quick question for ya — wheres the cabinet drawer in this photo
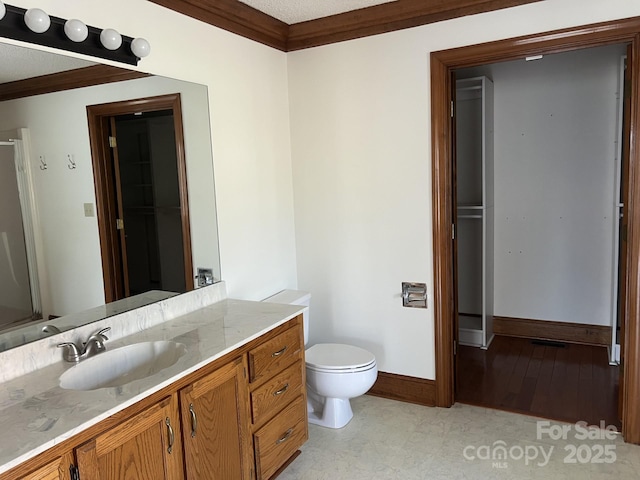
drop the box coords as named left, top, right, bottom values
left=248, top=326, right=302, bottom=384
left=254, top=395, right=308, bottom=480
left=251, top=361, right=304, bottom=425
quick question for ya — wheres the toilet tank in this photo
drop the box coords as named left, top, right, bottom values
left=262, top=290, right=310, bottom=345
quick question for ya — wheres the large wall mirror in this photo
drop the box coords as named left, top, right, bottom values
left=0, top=41, right=221, bottom=352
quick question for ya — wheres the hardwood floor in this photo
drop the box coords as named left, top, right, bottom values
left=457, top=335, right=621, bottom=429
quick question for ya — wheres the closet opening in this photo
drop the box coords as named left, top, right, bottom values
left=431, top=17, right=640, bottom=444
left=452, top=44, right=626, bottom=429
left=87, top=94, right=194, bottom=304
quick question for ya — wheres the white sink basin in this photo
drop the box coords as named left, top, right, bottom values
left=59, top=341, right=187, bottom=391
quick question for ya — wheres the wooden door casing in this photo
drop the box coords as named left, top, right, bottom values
left=87, top=93, right=194, bottom=304
left=431, top=18, right=640, bottom=444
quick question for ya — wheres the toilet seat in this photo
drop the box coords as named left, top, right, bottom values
left=306, top=343, right=376, bottom=373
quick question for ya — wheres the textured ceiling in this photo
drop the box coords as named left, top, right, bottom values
left=240, top=0, right=397, bottom=24
left=0, top=43, right=96, bottom=84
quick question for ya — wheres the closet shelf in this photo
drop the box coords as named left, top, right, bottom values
left=455, top=75, right=494, bottom=350
left=124, top=206, right=181, bottom=214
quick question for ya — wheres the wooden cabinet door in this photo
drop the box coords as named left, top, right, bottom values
left=75, top=395, right=184, bottom=480
left=21, top=452, right=75, bottom=480
left=180, top=357, right=252, bottom=480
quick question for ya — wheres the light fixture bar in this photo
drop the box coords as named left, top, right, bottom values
left=0, top=3, right=139, bottom=65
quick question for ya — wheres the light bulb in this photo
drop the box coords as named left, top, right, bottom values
left=24, top=8, right=50, bottom=33
left=131, top=38, right=151, bottom=58
left=100, top=28, right=122, bottom=50
left=0, top=2, right=6, bottom=21
left=64, top=19, right=88, bottom=42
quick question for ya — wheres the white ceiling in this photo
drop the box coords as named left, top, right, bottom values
left=0, top=43, right=96, bottom=84
left=240, top=0, right=397, bottom=24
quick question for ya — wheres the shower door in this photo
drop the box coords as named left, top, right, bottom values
left=0, top=143, right=33, bottom=328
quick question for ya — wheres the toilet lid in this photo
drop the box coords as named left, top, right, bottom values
left=305, top=343, right=376, bottom=370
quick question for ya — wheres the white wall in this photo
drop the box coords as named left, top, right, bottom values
left=7, top=0, right=299, bottom=303
left=288, top=0, right=640, bottom=379
left=459, top=44, right=625, bottom=326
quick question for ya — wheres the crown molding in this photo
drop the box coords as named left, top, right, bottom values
left=287, top=0, right=543, bottom=51
left=149, top=0, right=289, bottom=51
left=149, top=0, right=542, bottom=52
left=0, top=65, right=149, bottom=102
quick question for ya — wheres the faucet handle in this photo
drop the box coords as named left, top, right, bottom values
left=57, top=342, right=81, bottom=363
left=89, top=327, right=111, bottom=342
left=97, top=326, right=110, bottom=338
left=82, top=326, right=110, bottom=357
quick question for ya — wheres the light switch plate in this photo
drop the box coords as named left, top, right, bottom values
left=83, top=203, right=95, bottom=217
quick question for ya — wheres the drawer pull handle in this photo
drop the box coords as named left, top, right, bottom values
left=165, top=417, right=175, bottom=454
left=273, top=383, right=289, bottom=396
left=272, top=346, right=287, bottom=357
left=189, top=403, right=197, bottom=438
left=276, top=428, right=294, bottom=445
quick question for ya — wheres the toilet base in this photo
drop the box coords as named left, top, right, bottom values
left=307, top=394, right=353, bottom=429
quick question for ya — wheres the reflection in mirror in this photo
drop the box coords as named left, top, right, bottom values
left=0, top=290, right=178, bottom=351
left=0, top=41, right=221, bottom=352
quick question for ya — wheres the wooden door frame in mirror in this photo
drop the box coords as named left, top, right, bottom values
left=431, top=17, right=640, bottom=443
left=87, top=93, right=194, bottom=303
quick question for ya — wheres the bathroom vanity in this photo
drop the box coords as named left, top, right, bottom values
left=0, top=291, right=308, bottom=480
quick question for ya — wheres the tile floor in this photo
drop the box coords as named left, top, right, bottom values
left=278, top=395, right=640, bottom=479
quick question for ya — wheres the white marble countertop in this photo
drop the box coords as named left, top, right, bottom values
left=0, top=298, right=304, bottom=475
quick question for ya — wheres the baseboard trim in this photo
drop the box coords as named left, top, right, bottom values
left=367, top=371, right=435, bottom=406
left=493, top=316, right=612, bottom=346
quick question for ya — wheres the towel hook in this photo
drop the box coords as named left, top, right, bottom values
left=67, top=154, right=76, bottom=170
left=39, top=155, right=47, bottom=170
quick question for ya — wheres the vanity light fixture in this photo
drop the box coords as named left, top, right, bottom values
left=24, top=7, right=50, bottom=33
left=64, top=18, right=88, bottom=43
left=99, top=28, right=122, bottom=50
left=0, top=3, right=149, bottom=65
left=131, top=37, right=150, bottom=58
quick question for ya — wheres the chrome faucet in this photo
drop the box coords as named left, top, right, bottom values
left=42, top=325, right=62, bottom=335
left=57, top=327, right=111, bottom=363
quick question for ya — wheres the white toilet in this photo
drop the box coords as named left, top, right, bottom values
left=264, top=290, right=378, bottom=429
